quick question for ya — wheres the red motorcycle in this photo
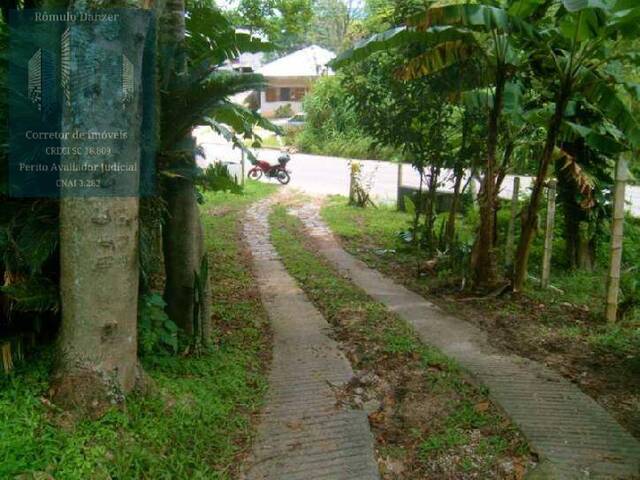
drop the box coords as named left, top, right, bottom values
left=247, top=153, right=291, bottom=185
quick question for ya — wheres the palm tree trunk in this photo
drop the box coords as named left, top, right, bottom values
left=162, top=169, right=198, bottom=335
left=159, top=0, right=211, bottom=341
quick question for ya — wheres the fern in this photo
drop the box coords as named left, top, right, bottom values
left=1, top=276, right=59, bottom=313
left=196, top=163, right=242, bottom=194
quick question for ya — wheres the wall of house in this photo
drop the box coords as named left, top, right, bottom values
left=259, top=77, right=313, bottom=118
left=260, top=96, right=304, bottom=117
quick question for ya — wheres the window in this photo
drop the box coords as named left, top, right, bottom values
left=291, top=87, right=308, bottom=101
left=279, top=88, right=291, bottom=101
left=266, top=88, right=278, bottom=102
left=266, top=87, right=307, bottom=102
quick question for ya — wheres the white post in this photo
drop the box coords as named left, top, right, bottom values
left=241, top=150, right=246, bottom=187
left=506, top=176, right=520, bottom=267
left=541, top=179, right=557, bottom=289
left=349, top=162, right=356, bottom=205
left=605, top=153, right=630, bottom=322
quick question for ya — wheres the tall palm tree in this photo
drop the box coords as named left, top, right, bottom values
left=158, top=0, right=276, bottom=340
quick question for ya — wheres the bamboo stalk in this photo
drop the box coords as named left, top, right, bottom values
left=541, top=179, right=557, bottom=289
left=506, top=176, right=520, bottom=268
left=605, top=154, right=630, bottom=323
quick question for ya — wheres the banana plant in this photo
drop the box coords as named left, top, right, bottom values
left=512, top=0, right=640, bottom=291
left=332, top=3, right=538, bottom=289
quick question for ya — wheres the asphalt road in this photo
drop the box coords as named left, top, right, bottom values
left=196, top=130, right=640, bottom=217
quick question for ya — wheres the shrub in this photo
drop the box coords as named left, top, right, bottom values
left=274, top=103, right=294, bottom=118
left=138, top=293, right=178, bottom=356
left=296, top=76, right=399, bottom=160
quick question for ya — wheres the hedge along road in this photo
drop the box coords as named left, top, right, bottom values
left=196, top=128, right=640, bottom=218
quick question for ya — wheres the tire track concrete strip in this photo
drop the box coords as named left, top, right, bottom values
left=241, top=200, right=380, bottom=480
left=291, top=202, right=640, bottom=480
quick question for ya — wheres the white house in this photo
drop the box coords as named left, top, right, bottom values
left=257, top=45, right=335, bottom=118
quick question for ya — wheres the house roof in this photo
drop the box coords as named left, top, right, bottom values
left=257, top=45, right=336, bottom=78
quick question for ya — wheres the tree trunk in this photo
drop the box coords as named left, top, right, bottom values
left=159, top=0, right=211, bottom=342
left=557, top=156, right=596, bottom=272
left=54, top=5, right=150, bottom=416
left=576, top=222, right=595, bottom=271
left=446, top=112, right=470, bottom=248
left=471, top=67, right=506, bottom=289
left=540, top=180, right=557, bottom=289
left=605, top=154, right=629, bottom=323
left=505, top=176, right=520, bottom=269
left=445, top=167, right=464, bottom=247
left=423, top=164, right=440, bottom=253
left=513, top=89, right=570, bottom=292
left=162, top=169, right=198, bottom=336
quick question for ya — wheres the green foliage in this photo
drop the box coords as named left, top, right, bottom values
left=139, top=197, right=165, bottom=294
left=138, top=294, right=178, bottom=356
left=332, top=0, right=640, bottom=291
left=196, top=163, right=242, bottom=194
left=0, top=181, right=274, bottom=479
left=303, top=76, right=359, bottom=134
left=192, top=254, right=209, bottom=348
left=0, top=277, right=59, bottom=314
left=273, top=103, right=294, bottom=118
left=229, top=0, right=314, bottom=52
left=0, top=201, right=59, bottom=319
left=588, top=325, right=640, bottom=358
left=161, top=0, right=279, bottom=164
left=323, top=194, right=640, bottom=360
left=293, top=75, right=394, bottom=159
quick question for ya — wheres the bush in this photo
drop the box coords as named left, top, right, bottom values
left=138, top=293, right=178, bottom=356
left=274, top=103, right=294, bottom=118
left=295, top=76, right=399, bottom=160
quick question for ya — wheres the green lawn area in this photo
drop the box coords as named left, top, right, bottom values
left=269, top=205, right=531, bottom=479
left=0, top=181, right=276, bottom=480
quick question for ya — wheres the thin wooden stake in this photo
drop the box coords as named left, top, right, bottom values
left=541, top=179, right=557, bottom=289
left=349, top=163, right=356, bottom=205
left=506, top=176, right=520, bottom=268
left=605, top=154, right=630, bottom=323
left=396, top=162, right=403, bottom=210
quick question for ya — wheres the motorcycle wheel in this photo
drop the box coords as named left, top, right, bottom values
left=276, top=169, right=291, bottom=185
left=248, top=168, right=263, bottom=180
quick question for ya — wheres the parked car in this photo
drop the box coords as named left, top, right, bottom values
left=286, top=113, right=306, bottom=127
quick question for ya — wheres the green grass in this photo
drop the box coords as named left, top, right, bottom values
left=321, top=195, right=410, bottom=248
left=268, top=205, right=529, bottom=477
left=320, top=195, right=640, bottom=356
left=258, top=135, right=282, bottom=149
left=0, top=180, right=276, bottom=479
